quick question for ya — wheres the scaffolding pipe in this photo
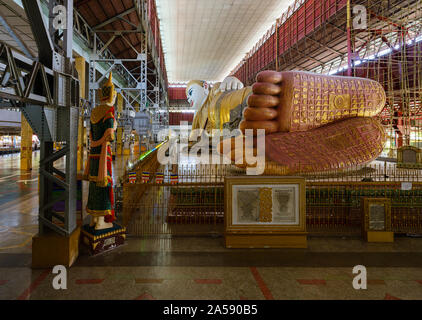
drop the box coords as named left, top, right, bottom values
left=347, top=0, right=352, bottom=76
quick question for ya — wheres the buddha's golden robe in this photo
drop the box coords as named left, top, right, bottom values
left=191, top=83, right=252, bottom=136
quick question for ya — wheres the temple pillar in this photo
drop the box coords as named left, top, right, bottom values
left=20, top=114, right=33, bottom=171
left=114, top=94, right=124, bottom=157
left=116, top=127, right=123, bottom=155
left=133, top=133, right=140, bottom=156
left=134, top=101, right=140, bottom=112
left=123, top=135, right=131, bottom=155
left=75, top=56, right=86, bottom=172
left=117, top=93, right=123, bottom=114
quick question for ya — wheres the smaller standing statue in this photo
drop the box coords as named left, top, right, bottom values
left=82, top=73, right=125, bottom=255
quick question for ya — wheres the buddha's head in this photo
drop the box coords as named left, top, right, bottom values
left=186, top=80, right=209, bottom=111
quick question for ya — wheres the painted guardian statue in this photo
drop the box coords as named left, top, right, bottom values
left=187, top=70, right=386, bottom=173
left=83, top=73, right=118, bottom=230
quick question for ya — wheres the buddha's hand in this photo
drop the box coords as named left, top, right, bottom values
left=239, top=70, right=282, bottom=136
left=218, top=76, right=244, bottom=92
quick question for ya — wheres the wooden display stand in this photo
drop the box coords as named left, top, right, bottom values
left=32, top=227, right=81, bottom=268
left=362, top=198, right=394, bottom=243
left=225, top=176, right=307, bottom=248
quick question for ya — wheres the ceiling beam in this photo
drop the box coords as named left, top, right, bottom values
left=326, top=22, right=367, bottom=44
left=0, top=14, right=34, bottom=59
left=289, top=46, right=325, bottom=66
left=93, top=7, right=136, bottom=30
left=21, top=0, right=53, bottom=68
left=75, top=0, right=93, bottom=7
left=304, top=35, right=343, bottom=57
left=115, top=40, right=144, bottom=56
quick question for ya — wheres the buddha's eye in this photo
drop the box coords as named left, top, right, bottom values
left=188, top=89, right=193, bottom=96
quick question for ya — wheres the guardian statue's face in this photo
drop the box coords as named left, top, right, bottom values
left=187, top=84, right=208, bottom=111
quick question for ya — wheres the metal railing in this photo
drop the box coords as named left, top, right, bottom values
left=122, top=161, right=422, bottom=237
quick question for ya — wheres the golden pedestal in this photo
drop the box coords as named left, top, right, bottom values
left=225, top=232, right=307, bottom=248
left=365, top=231, right=394, bottom=243
left=32, top=227, right=81, bottom=269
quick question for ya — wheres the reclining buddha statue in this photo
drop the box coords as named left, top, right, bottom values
left=187, top=70, right=386, bottom=174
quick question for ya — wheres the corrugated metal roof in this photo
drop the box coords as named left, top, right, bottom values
left=0, top=0, right=38, bottom=57
left=76, top=0, right=143, bottom=60
left=156, top=0, right=294, bottom=82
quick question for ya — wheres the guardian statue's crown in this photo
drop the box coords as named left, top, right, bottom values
left=100, top=73, right=116, bottom=104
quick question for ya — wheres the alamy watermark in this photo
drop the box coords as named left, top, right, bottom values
left=352, top=265, right=367, bottom=290
left=52, top=265, right=67, bottom=290
left=52, top=5, right=68, bottom=30
left=50, top=264, right=369, bottom=291
left=50, top=4, right=368, bottom=31
left=353, top=5, right=367, bottom=30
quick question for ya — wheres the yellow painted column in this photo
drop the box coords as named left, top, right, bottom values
left=123, top=135, right=130, bottom=155
left=133, top=134, right=140, bottom=155
left=114, top=94, right=124, bottom=157
left=75, top=56, right=86, bottom=172
left=20, top=114, right=32, bottom=171
left=134, top=102, right=140, bottom=112
left=116, top=127, right=123, bottom=155
left=117, top=93, right=124, bottom=114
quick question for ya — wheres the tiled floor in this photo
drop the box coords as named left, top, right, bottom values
left=1, top=237, right=422, bottom=300
left=0, top=151, right=136, bottom=253
left=1, top=152, right=422, bottom=300
left=0, top=152, right=40, bottom=253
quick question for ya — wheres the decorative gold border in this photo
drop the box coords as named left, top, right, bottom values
left=362, top=198, right=391, bottom=232
left=87, top=175, right=113, bottom=181
left=81, top=226, right=126, bottom=242
left=86, top=208, right=113, bottom=216
left=224, top=176, right=306, bottom=234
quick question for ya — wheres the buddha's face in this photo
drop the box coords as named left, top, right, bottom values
left=187, top=83, right=208, bottom=111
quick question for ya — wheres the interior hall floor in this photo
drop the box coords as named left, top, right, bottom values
left=1, top=152, right=422, bottom=300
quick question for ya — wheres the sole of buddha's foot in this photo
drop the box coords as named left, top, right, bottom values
left=265, top=117, right=386, bottom=173
left=243, top=71, right=386, bottom=134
